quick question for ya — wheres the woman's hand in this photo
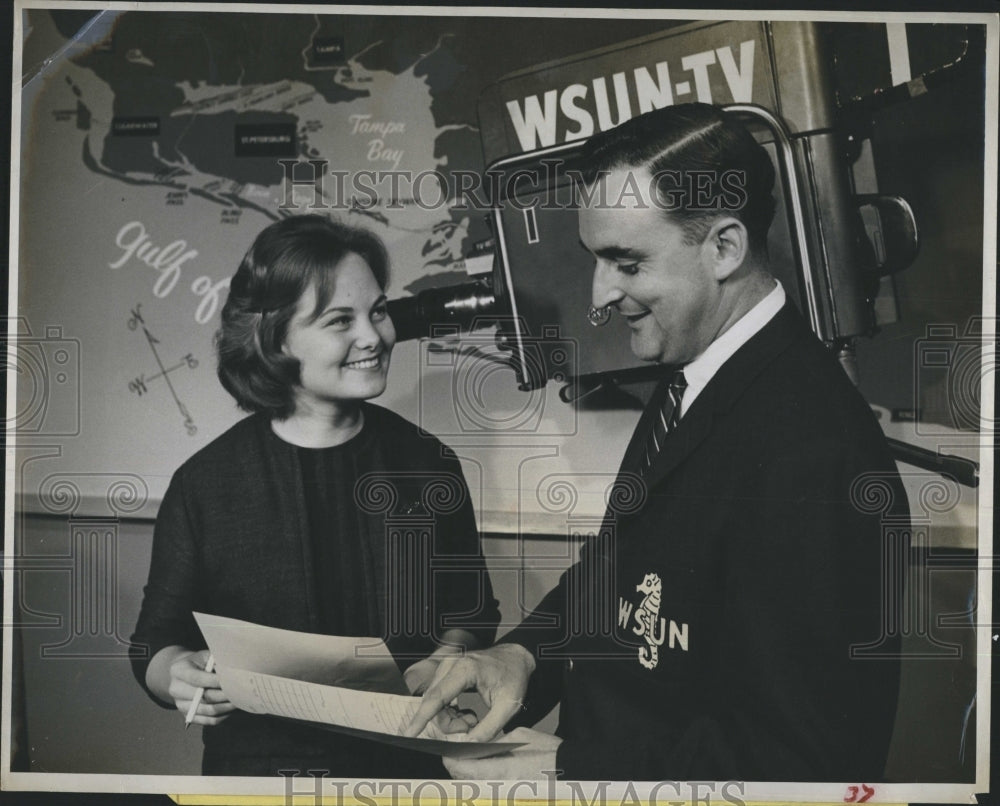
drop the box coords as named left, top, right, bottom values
left=147, top=646, right=236, bottom=727
left=169, top=649, right=235, bottom=726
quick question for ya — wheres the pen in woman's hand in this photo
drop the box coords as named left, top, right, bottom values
left=184, top=654, right=215, bottom=730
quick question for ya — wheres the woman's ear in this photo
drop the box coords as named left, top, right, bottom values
left=703, top=217, right=748, bottom=282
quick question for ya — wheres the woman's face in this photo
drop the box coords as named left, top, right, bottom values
left=282, top=252, right=395, bottom=414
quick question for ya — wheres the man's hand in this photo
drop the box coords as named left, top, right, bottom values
left=403, top=643, right=535, bottom=742
left=403, top=643, right=461, bottom=696
left=404, top=640, right=482, bottom=737
left=444, top=727, right=562, bottom=780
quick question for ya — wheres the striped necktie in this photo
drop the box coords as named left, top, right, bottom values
left=642, top=369, right=687, bottom=476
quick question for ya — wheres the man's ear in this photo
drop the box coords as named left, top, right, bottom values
left=702, top=217, right=748, bottom=282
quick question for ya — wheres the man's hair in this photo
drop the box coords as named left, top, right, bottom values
left=576, top=103, right=777, bottom=251
left=215, top=214, right=390, bottom=419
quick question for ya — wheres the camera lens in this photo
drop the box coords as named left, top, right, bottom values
left=387, top=278, right=498, bottom=341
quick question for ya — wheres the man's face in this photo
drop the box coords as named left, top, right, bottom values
left=578, top=166, right=723, bottom=366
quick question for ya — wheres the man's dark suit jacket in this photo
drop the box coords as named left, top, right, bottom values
left=504, top=302, right=908, bottom=782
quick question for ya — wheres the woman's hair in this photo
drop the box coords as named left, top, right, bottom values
left=215, top=214, right=390, bottom=419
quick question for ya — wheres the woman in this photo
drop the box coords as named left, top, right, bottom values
left=130, top=214, right=500, bottom=777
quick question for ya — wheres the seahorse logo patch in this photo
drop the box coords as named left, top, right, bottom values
left=617, top=571, right=689, bottom=669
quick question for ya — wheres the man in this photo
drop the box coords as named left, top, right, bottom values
left=406, top=103, right=907, bottom=782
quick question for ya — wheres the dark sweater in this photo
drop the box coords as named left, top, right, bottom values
left=130, top=403, right=499, bottom=776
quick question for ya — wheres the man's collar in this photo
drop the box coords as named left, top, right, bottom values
left=680, top=281, right=785, bottom=416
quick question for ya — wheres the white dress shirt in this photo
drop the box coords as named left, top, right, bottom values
left=679, top=281, right=786, bottom=418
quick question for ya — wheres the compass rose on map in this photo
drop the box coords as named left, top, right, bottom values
left=126, top=304, right=199, bottom=435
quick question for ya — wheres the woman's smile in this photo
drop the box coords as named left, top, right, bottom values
left=342, top=355, right=383, bottom=370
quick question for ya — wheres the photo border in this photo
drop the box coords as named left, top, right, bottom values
left=4, top=2, right=996, bottom=803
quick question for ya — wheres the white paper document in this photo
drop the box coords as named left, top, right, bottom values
left=220, top=669, right=419, bottom=734
left=193, top=612, right=522, bottom=759
left=193, top=612, right=409, bottom=694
